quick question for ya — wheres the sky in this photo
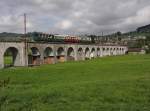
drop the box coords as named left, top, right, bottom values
left=0, top=0, right=150, bottom=35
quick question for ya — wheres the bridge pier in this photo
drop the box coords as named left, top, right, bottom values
left=0, top=56, right=4, bottom=68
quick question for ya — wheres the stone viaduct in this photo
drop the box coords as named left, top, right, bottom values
left=0, top=42, right=128, bottom=68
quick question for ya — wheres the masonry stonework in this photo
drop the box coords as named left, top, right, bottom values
left=0, top=42, right=128, bottom=68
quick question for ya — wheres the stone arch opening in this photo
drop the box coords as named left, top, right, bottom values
left=116, top=48, right=119, bottom=54
left=78, top=48, right=84, bottom=60
left=107, top=48, right=109, bottom=51
left=67, top=47, right=75, bottom=61
left=44, top=47, right=54, bottom=64
left=97, top=48, right=100, bottom=57
left=120, top=48, right=124, bottom=55
left=119, top=48, right=122, bottom=55
left=3, top=47, right=19, bottom=68
left=57, top=47, right=65, bottom=62
left=117, top=48, right=119, bottom=51
left=110, top=48, right=113, bottom=55
left=28, top=47, right=41, bottom=66
left=85, top=48, right=90, bottom=59
left=113, top=48, right=116, bottom=55
left=102, top=48, right=107, bottom=56
left=103, top=48, right=105, bottom=51
left=106, top=48, right=110, bottom=56
left=90, top=48, right=96, bottom=58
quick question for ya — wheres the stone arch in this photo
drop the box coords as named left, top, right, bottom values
left=116, top=48, right=119, bottom=55
left=107, top=48, right=109, bottom=51
left=119, top=48, right=122, bottom=55
left=103, top=48, right=105, bottom=51
left=57, top=47, right=65, bottom=62
left=28, top=47, right=41, bottom=66
left=113, top=48, right=116, bottom=55
left=121, top=48, right=124, bottom=55
left=90, top=48, right=96, bottom=58
left=67, top=47, right=75, bottom=61
left=78, top=47, right=84, bottom=60
left=3, top=47, right=20, bottom=68
left=110, top=48, right=113, bottom=55
left=97, top=48, right=100, bottom=57
left=102, top=47, right=106, bottom=56
left=85, top=47, right=90, bottom=59
left=117, top=48, right=119, bottom=51
left=44, top=47, right=54, bottom=64
left=106, top=48, right=110, bottom=56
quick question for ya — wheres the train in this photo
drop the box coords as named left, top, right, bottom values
left=27, top=32, right=94, bottom=44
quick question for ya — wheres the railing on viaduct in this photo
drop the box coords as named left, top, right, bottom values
left=0, top=42, right=128, bottom=68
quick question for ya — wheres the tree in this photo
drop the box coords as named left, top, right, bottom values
left=116, top=31, right=122, bottom=36
left=89, top=35, right=97, bottom=43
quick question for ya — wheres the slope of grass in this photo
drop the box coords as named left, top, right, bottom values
left=0, top=55, right=150, bottom=111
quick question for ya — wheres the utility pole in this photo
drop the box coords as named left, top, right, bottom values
left=24, top=13, right=28, bottom=66
left=101, top=32, right=104, bottom=44
left=24, top=13, right=26, bottom=35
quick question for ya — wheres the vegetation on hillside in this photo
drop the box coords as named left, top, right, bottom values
left=0, top=32, right=23, bottom=42
left=0, top=32, right=23, bottom=38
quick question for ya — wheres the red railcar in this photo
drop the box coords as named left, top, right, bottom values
left=65, top=36, right=80, bottom=43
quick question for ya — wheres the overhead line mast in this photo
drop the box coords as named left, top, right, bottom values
left=24, top=13, right=28, bottom=66
left=24, top=13, right=26, bottom=35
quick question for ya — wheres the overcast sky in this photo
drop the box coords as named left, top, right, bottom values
left=0, top=0, right=150, bottom=35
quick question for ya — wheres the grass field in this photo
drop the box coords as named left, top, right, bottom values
left=4, top=56, right=13, bottom=66
left=0, top=55, right=150, bottom=111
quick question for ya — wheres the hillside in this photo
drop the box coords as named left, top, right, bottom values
left=137, top=24, right=150, bottom=33
left=0, top=32, right=23, bottom=41
left=0, top=32, right=23, bottom=37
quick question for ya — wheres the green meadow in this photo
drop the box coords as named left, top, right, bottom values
left=0, top=55, right=150, bottom=111
left=4, top=56, right=13, bottom=66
